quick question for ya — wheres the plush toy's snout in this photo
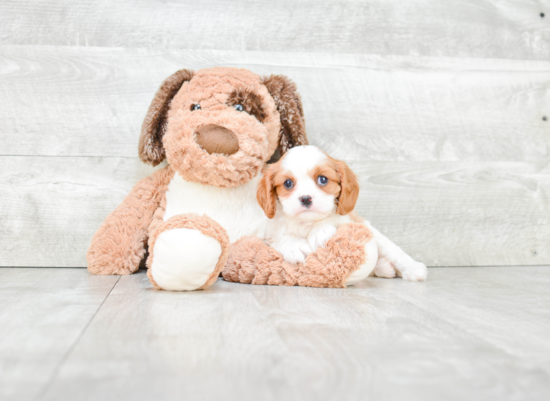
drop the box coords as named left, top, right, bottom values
left=195, top=124, right=239, bottom=155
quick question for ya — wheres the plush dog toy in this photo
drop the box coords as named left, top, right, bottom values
left=87, top=67, right=374, bottom=290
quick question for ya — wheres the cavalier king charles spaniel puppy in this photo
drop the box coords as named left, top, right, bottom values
left=257, top=145, right=428, bottom=282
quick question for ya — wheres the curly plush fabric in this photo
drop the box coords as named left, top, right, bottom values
left=223, top=223, right=373, bottom=288
left=87, top=166, right=174, bottom=275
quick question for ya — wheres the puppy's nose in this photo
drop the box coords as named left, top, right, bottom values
left=299, top=195, right=312, bottom=208
left=195, top=124, right=239, bottom=155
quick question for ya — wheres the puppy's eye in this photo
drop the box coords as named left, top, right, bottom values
left=283, top=179, right=294, bottom=189
left=233, top=104, right=244, bottom=112
left=191, top=104, right=201, bottom=111
left=317, top=175, right=328, bottom=186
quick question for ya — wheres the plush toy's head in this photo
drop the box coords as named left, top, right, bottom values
left=139, top=67, right=308, bottom=187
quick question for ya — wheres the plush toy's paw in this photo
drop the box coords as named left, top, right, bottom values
left=307, top=224, right=338, bottom=252
left=401, top=261, right=428, bottom=282
left=276, top=239, right=312, bottom=264
left=147, top=214, right=229, bottom=291
left=300, top=223, right=374, bottom=288
left=223, top=223, right=374, bottom=288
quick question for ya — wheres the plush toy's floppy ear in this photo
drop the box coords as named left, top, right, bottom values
left=256, top=166, right=278, bottom=219
left=261, top=75, right=308, bottom=155
left=334, top=160, right=360, bottom=215
left=139, top=69, right=194, bottom=166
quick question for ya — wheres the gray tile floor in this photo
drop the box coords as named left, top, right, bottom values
left=1, top=267, right=549, bottom=401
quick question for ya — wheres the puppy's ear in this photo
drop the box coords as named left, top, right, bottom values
left=256, top=166, right=278, bottom=219
left=139, top=69, right=194, bottom=166
left=261, top=75, right=308, bottom=155
left=334, top=160, right=360, bottom=215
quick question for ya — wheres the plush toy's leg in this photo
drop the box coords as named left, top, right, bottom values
left=87, top=167, right=173, bottom=276
left=223, top=223, right=374, bottom=288
left=365, top=222, right=428, bottom=282
left=147, top=214, right=230, bottom=291
left=344, top=237, right=378, bottom=286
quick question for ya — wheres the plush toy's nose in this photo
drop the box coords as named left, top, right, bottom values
left=195, top=124, right=239, bottom=155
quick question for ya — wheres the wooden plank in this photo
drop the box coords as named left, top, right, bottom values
left=0, top=156, right=548, bottom=267
left=0, top=0, right=549, bottom=60
left=357, top=266, right=550, bottom=367
left=0, top=268, right=119, bottom=401
left=41, top=270, right=550, bottom=401
left=349, top=160, right=550, bottom=267
left=1, top=46, right=549, bottom=162
left=0, top=156, right=159, bottom=267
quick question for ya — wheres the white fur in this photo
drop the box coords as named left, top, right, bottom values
left=364, top=222, right=428, bottom=282
left=266, top=145, right=428, bottom=283
left=154, top=172, right=269, bottom=291
left=266, top=146, right=356, bottom=264
left=151, top=228, right=222, bottom=291
left=165, top=173, right=268, bottom=242
left=278, top=146, right=336, bottom=221
left=267, top=210, right=354, bottom=264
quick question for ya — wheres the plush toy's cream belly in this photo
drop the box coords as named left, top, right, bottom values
left=163, top=173, right=268, bottom=242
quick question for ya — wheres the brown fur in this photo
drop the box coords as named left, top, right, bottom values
left=227, top=88, right=267, bottom=123
left=330, top=158, right=359, bottom=215
left=162, top=68, right=283, bottom=187
left=273, top=171, right=297, bottom=200
left=87, top=166, right=175, bottom=275
left=139, top=69, right=309, bottom=187
left=139, top=69, right=194, bottom=166
left=309, top=164, right=341, bottom=197
left=262, top=75, right=308, bottom=153
left=256, top=166, right=278, bottom=219
left=223, top=223, right=373, bottom=288
left=256, top=158, right=302, bottom=219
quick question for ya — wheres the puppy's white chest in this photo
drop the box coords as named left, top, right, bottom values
left=164, top=173, right=268, bottom=242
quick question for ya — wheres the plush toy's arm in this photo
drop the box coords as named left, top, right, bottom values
left=223, top=223, right=373, bottom=288
left=87, top=166, right=174, bottom=275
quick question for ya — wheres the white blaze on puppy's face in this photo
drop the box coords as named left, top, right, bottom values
left=256, top=145, right=359, bottom=222
left=277, top=146, right=340, bottom=221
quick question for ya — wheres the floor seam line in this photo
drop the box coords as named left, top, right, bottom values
left=34, top=275, right=121, bottom=401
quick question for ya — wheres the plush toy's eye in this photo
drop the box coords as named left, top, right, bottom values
left=283, top=179, right=294, bottom=189
left=234, top=104, right=244, bottom=112
left=191, top=104, right=201, bottom=111
left=317, top=175, right=328, bottom=186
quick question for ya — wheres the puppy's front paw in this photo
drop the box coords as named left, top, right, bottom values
left=307, top=224, right=338, bottom=251
left=401, top=261, right=428, bottom=282
left=279, top=239, right=312, bottom=264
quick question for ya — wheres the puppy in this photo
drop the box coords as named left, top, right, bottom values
left=257, top=145, right=428, bottom=282
left=257, top=145, right=361, bottom=264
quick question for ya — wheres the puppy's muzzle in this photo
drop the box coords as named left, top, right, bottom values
left=195, top=124, right=239, bottom=155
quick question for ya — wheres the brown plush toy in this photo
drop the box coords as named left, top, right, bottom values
left=87, top=67, right=373, bottom=290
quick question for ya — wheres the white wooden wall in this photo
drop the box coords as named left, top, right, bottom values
left=1, top=0, right=549, bottom=267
